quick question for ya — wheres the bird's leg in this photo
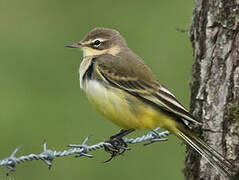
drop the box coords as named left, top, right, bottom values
left=103, top=129, right=135, bottom=163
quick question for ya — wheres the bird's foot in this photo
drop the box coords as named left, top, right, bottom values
left=103, top=129, right=134, bottom=163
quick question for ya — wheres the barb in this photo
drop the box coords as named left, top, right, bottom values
left=0, top=128, right=170, bottom=175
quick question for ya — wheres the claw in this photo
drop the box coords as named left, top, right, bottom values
left=103, top=129, right=134, bottom=162
left=102, top=154, right=115, bottom=163
left=103, top=143, right=127, bottom=163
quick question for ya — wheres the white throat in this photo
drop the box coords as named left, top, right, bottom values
left=79, top=45, right=121, bottom=89
left=79, top=56, right=93, bottom=89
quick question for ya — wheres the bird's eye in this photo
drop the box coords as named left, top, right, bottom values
left=93, top=40, right=101, bottom=46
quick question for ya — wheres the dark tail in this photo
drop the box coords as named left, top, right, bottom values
left=177, top=126, right=234, bottom=179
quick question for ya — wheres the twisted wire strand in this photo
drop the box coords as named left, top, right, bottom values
left=0, top=128, right=170, bottom=175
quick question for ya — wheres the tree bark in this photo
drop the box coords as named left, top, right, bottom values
left=185, top=0, right=239, bottom=179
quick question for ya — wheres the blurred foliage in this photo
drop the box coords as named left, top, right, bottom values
left=0, top=0, right=193, bottom=179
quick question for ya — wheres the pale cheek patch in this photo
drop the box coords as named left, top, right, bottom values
left=82, top=46, right=120, bottom=57
left=82, top=47, right=107, bottom=57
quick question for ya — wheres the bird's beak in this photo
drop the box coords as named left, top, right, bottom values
left=65, top=42, right=83, bottom=48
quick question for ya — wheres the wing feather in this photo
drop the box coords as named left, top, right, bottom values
left=93, top=55, right=202, bottom=126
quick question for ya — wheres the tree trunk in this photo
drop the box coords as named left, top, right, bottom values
left=185, top=0, right=239, bottom=179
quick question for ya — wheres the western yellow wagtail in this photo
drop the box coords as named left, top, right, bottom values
left=65, top=28, right=233, bottom=177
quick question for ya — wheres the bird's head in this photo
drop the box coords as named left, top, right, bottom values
left=65, top=28, right=127, bottom=57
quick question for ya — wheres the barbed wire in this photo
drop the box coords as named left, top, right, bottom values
left=0, top=128, right=170, bottom=176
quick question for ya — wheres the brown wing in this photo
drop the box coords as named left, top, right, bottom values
left=93, top=54, right=202, bottom=126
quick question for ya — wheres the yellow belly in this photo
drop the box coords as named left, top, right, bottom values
left=84, top=80, right=177, bottom=131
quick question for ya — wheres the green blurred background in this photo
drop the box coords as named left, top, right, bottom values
left=0, top=0, right=194, bottom=179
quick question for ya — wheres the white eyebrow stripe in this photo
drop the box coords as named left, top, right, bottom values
left=82, top=38, right=108, bottom=45
left=93, top=38, right=108, bottom=42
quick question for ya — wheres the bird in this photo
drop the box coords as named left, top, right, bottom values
left=65, top=27, right=233, bottom=177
